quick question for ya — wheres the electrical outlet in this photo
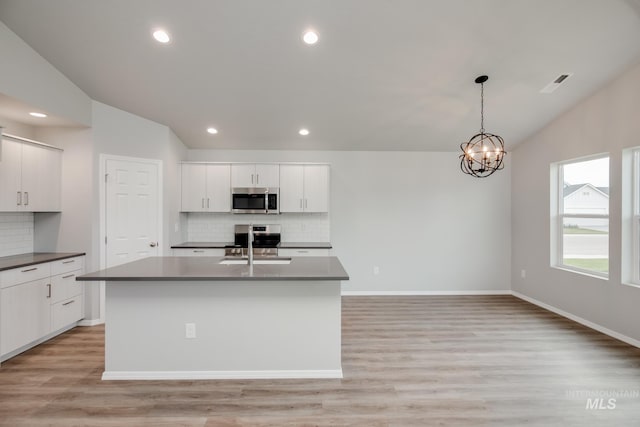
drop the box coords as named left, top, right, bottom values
left=185, top=323, right=196, bottom=339
left=521, top=269, right=526, bottom=279
left=373, top=266, right=380, bottom=275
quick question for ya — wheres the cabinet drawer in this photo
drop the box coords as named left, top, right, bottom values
left=51, top=296, right=83, bottom=331
left=51, top=270, right=83, bottom=303
left=278, top=248, right=330, bottom=257
left=51, top=256, right=84, bottom=276
left=0, top=262, right=51, bottom=289
left=173, top=248, right=225, bottom=257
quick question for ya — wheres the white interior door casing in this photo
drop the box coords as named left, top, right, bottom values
left=105, top=159, right=160, bottom=268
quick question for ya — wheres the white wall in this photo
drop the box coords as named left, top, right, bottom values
left=512, top=60, right=640, bottom=342
left=0, top=117, right=37, bottom=139
left=0, top=21, right=91, bottom=126
left=189, top=150, right=511, bottom=293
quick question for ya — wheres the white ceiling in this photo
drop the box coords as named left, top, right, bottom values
left=1, top=0, right=640, bottom=151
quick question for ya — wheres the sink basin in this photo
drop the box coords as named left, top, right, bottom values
left=219, top=257, right=292, bottom=265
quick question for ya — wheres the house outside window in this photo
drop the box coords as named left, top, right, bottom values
left=552, top=155, right=609, bottom=277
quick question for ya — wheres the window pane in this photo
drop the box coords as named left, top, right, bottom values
left=562, top=158, right=609, bottom=215
left=563, top=217, right=608, bottom=273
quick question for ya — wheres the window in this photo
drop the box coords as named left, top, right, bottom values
left=552, top=155, right=609, bottom=276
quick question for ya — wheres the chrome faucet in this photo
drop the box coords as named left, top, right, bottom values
left=247, top=224, right=254, bottom=266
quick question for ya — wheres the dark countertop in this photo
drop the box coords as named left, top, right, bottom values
left=77, top=256, right=348, bottom=282
left=171, top=242, right=332, bottom=249
left=171, top=242, right=232, bottom=249
left=279, top=242, right=332, bottom=249
left=0, top=252, right=86, bottom=272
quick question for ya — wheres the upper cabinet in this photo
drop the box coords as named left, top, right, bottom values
left=231, top=164, right=279, bottom=188
left=181, top=163, right=231, bottom=212
left=280, top=164, right=329, bottom=213
left=0, top=136, right=62, bottom=212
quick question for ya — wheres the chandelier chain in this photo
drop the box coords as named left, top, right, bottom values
left=480, top=82, right=484, bottom=133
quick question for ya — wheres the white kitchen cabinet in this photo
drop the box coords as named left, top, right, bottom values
left=279, top=164, right=329, bottom=213
left=0, top=278, right=51, bottom=356
left=181, top=163, right=231, bottom=212
left=0, top=255, right=85, bottom=360
left=0, top=136, right=62, bottom=212
left=278, top=248, right=331, bottom=257
left=231, top=164, right=279, bottom=188
left=172, top=248, right=225, bottom=256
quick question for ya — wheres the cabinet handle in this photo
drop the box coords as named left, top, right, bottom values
left=193, top=250, right=205, bottom=253
left=251, top=174, right=254, bottom=184
left=202, top=198, right=205, bottom=208
left=62, top=260, right=75, bottom=264
left=17, top=191, right=22, bottom=206
left=256, top=174, right=259, bottom=184
left=62, top=300, right=75, bottom=306
left=24, top=191, right=29, bottom=206
left=21, top=267, right=38, bottom=272
left=298, top=250, right=309, bottom=254
left=62, top=274, right=75, bottom=279
left=304, top=199, right=308, bottom=209
left=300, top=199, right=302, bottom=209
left=207, top=198, right=210, bottom=208
left=47, top=283, right=51, bottom=298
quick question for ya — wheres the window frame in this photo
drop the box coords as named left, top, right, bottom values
left=631, top=150, right=640, bottom=285
left=554, top=154, right=610, bottom=279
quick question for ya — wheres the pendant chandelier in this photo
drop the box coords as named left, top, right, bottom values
left=459, top=75, right=506, bottom=178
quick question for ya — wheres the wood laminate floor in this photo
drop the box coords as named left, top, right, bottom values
left=1, top=296, right=639, bottom=426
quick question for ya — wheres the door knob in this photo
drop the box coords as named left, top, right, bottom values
left=149, top=242, right=158, bottom=247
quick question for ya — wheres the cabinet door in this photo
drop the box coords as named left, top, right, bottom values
left=0, top=139, right=23, bottom=211
left=1, top=278, right=51, bottom=356
left=231, top=164, right=255, bottom=188
left=20, top=143, right=40, bottom=211
left=181, top=164, right=207, bottom=212
left=279, top=165, right=304, bottom=212
left=206, top=164, right=231, bottom=212
left=303, top=165, right=329, bottom=212
left=255, top=164, right=280, bottom=187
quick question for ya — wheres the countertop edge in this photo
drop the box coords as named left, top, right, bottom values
left=0, top=252, right=86, bottom=272
left=77, top=275, right=349, bottom=282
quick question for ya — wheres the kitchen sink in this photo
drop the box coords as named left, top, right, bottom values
left=219, top=257, right=292, bottom=265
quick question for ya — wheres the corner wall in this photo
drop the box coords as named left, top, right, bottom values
left=511, top=61, right=640, bottom=342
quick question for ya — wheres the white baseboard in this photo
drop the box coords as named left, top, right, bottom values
left=341, top=290, right=512, bottom=296
left=78, top=318, right=104, bottom=327
left=512, top=291, right=640, bottom=349
left=102, top=369, right=344, bottom=381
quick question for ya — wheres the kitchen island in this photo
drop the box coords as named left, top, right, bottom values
left=78, top=256, right=348, bottom=380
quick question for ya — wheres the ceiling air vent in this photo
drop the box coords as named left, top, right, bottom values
left=540, top=73, right=573, bottom=94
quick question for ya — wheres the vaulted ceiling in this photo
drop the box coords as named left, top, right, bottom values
left=1, top=0, right=640, bottom=151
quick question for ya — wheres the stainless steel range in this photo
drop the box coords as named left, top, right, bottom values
left=224, top=224, right=281, bottom=257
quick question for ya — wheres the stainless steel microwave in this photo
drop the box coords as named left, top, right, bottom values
left=231, top=187, right=279, bottom=214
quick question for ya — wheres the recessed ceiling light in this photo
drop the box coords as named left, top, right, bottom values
left=299, top=128, right=310, bottom=136
left=302, top=30, right=318, bottom=45
left=29, top=112, right=47, bottom=118
left=152, top=29, right=170, bottom=43
left=207, top=127, right=218, bottom=135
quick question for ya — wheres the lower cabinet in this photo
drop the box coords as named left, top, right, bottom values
left=172, top=248, right=225, bottom=256
left=278, top=248, right=331, bottom=257
left=0, top=255, right=85, bottom=360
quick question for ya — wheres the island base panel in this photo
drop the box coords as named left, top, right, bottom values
left=104, top=280, right=342, bottom=380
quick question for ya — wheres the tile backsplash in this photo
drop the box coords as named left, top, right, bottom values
left=0, top=213, right=34, bottom=257
left=187, top=213, right=330, bottom=242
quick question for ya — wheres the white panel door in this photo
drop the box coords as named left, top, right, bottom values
left=181, top=163, right=207, bottom=212
left=106, top=159, right=160, bottom=268
left=0, top=138, right=22, bottom=211
left=304, top=165, right=329, bottom=213
left=279, top=165, right=304, bottom=212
